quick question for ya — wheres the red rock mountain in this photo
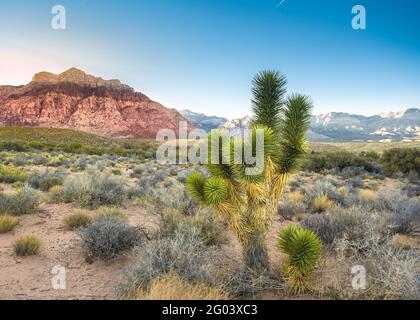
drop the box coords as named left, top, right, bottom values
left=0, top=68, right=191, bottom=138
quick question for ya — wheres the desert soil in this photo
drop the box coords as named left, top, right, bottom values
left=0, top=201, right=157, bottom=300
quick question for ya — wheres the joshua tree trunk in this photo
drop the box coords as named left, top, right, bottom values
left=243, top=232, right=270, bottom=274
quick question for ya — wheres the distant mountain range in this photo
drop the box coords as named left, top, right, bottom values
left=179, top=110, right=227, bottom=132
left=180, top=108, right=420, bottom=142
left=0, top=68, right=418, bottom=142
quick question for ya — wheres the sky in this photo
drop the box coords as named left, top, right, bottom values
left=0, top=0, right=419, bottom=118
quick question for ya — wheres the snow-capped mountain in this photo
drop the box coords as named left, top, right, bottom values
left=310, top=108, right=419, bottom=141
left=180, top=108, right=419, bottom=141
left=219, top=116, right=252, bottom=137
left=179, top=110, right=227, bottom=132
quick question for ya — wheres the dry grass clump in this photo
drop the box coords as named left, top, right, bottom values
left=312, top=193, right=334, bottom=213
left=63, top=210, right=93, bottom=230
left=359, top=189, right=376, bottom=202
left=48, top=185, right=65, bottom=203
left=288, top=191, right=304, bottom=203
left=0, top=215, right=19, bottom=233
left=129, top=273, right=231, bottom=300
left=393, top=234, right=419, bottom=250
left=13, top=233, right=42, bottom=256
left=95, top=207, right=128, bottom=222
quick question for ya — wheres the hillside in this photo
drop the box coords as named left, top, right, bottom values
left=0, top=68, right=191, bottom=139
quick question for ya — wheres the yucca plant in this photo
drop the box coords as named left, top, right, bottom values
left=277, top=226, right=322, bottom=292
left=186, top=70, right=312, bottom=273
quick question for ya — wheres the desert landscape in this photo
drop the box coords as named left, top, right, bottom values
left=0, top=0, right=419, bottom=303
left=0, top=69, right=418, bottom=300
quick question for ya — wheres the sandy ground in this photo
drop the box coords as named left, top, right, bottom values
left=0, top=201, right=158, bottom=300
left=0, top=177, right=407, bottom=300
left=0, top=198, right=289, bottom=300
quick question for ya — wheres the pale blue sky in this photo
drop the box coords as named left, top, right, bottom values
left=0, top=0, right=419, bottom=118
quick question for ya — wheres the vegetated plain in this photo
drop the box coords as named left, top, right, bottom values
left=0, top=125, right=418, bottom=300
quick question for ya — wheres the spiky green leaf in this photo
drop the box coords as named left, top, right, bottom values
left=204, top=177, right=229, bottom=205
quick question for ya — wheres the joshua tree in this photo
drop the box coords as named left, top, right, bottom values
left=186, top=70, right=312, bottom=273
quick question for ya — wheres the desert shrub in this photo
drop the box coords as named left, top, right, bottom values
left=61, top=170, right=126, bottom=208
left=138, top=174, right=198, bottom=215
left=48, top=185, right=65, bottom=203
left=340, top=166, right=366, bottom=178
left=96, top=206, right=128, bottom=222
left=334, top=238, right=419, bottom=299
left=77, top=217, right=142, bottom=259
left=277, top=226, right=322, bottom=293
left=47, top=156, right=64, bottom=167
left=159, top=210, right=225, bottom=247
left=112, top=169, right=122, bottom=176
left=0, top=185, right=39, bottom=216
left=300, top=214, right=342, bottom=246
left=303, top=151, right=379, bottom=174
left=358, top=189, right=376, bottom=202
left=303, top=178, right=344, bottom=206
left=311, top=193, right=334, bottom=213
left=13, top=155, right=30, bottom=166
left=381, top=148, right=420, bottom=175
left=0, top=215, right=19, bottom=233
left=32, top=155, right=49, bottom=165
left=126, top=186, right=142, bottom=200
left=63, top=210, right=93, bottom=230
left=374, top=192, right=420, bottom=235
left=127, top=272, right=231, bottom=300
left=0, top=165, right=27, bottom=183
left=330, top=206, right=389, bottom=250
left=345, top=176, right=364, bottom=189
left=130, top=166, right=144, bottom=178
left=13, top=233, right=42, bottom=256
left=407, top=170, right=419, bottom=183
left=28, top=171, right=64, bottom=191
left=402, top=182, right=420, bottom=198
left=393, top=234, right=419, bottom=250
left=118, top=224, right=219, bottom=297
left=344, top=188, right=376, bottom=208
left=73, top=155, right=88, bottom=171
left=278, top=191, right=307, bottom=220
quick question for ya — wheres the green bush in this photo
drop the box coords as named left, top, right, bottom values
left=160, top=210, right=225, bottom=247
left=381, top=148, right=420, bottom=175
left=61, top=170, right=126, bottom=209
left=0, top=165, right=27, bottom=183
left=117, top=224, right=220, bottom=297
left=0, top=185, right=39, bottom=216
left=77, top=217, right=142, bottom=259
left=302, top=151, right=379, bottom=173
left=277, top=226, right=322, bottom=293
left=28, top=172, right=64, bottom=191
